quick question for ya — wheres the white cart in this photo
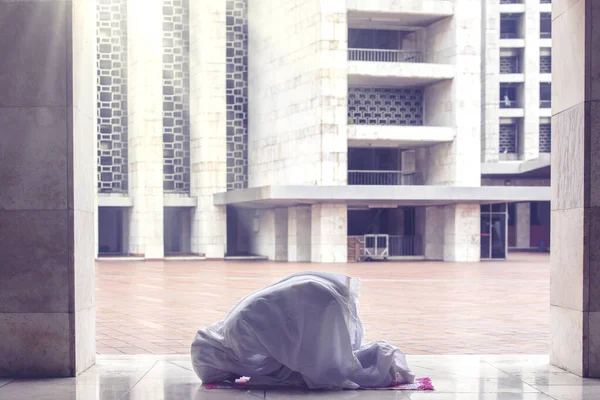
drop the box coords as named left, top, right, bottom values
left=363, top=234, right=389, bottom=261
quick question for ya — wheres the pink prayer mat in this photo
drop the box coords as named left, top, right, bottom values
left=204, top=377, right=434, bottom=391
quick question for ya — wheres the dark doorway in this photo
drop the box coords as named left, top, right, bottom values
left=98, top=207, right=128, bottom=255
left=480, top=204, right=508, bottom=260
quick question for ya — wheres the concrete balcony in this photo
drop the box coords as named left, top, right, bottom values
left=347, top=0, right=453, bottom=28
left=499, top=100, right=525, bottom=118
left=348, top=170, right=421, bottom=186
left=500, top=38, right=525, bottom=48
left=540, top=99, right=552, bottom=117
left=499, top=3, right=526, bottom=13
left=499, top=73, right=525, bottom=83
left=347, top=125, right=455, bottom=149
left=349, top=48, right=423, bottom=63
left=348, top=50, right=454, bottom=87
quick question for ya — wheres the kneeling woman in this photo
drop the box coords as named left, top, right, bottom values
left=191, top=271, right=414, bottom=389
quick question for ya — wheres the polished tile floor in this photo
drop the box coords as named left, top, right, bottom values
left=97, top=253, right=550, bottom=355
left=1, top=355, right=599, bottom=399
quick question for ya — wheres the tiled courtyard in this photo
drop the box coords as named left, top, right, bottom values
left=96, top=253, right=550, bottom=356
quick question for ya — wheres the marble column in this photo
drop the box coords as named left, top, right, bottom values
left=0, top=0, right=96, bottom=376
left=189, top=0, right=227, bottom=259
left=516, top=202, right=531, bottom=248
left=288, top=206, right=311, bottom=262
left=127, top=0, right=164, bottom=259
left=311, top=204, right=348, bottom=263
left=550, top=0, right=600, bottom=377
left=443, top=204, right=480, bottom=262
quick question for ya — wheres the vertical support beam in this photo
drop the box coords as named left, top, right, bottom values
left=190, top=0, right=227, bottom=259
left=288, top=206, right=312, bottom=262
left=550, top=0, right=600, bottom=377
left=482, top=0, right=500, bottom=163
left=127, top=0, right=164, bottom=258
left=444, top=204, right=481, bottom=262
left=516, top=202, right=531, bottom=248
left=416, top=206, right=444, bottom=260
left=452, top=0, right=482, bottom=186
left=311, top=204, right=347, bottom=263
left=523, top=0, right=541, bottom=160
left=274, top=208, right=288, bottom=261
left=0, top=0, right=96, bottom=376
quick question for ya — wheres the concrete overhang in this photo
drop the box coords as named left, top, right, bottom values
left=499, top=108, right=525, bottom=118
left=214, top=185, right=550, bottom=209
left=164, top=195, right=197, bottom=208
left=499, top=39, right=525, bottom=48
left=348, top=125, right=455, bottom=148
left=482, top=155, right=551, bottom=177
left=98, top=195, right=133, bottom=207
left=499, top=73, right=525, bottom=83
left=499, top=3, right=526, bottom=13
left=348, top=61, right=454, bottom=87
left=347, top=3, right=454, bottom=29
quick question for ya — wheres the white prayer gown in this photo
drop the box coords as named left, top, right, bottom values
left=190, top=271, right=415, bottom=389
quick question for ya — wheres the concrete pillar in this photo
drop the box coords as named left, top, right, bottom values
left=550, top=0, right=600, bottom=377
left=522, top=0, right=541, bottom=160
left=416, top=207, right=444, bottom=260
left=288, top=206, right=312, bottom=262
left=179, top=210, right=192, bottom=254
left=247, top=0, right=347, bottom=187
left=516, top=202, right=531, bottom=249
left=401, top=150, right=416, bottom=174
left=0, top=0, right=96, bottom=376
left=419, top=0, right=481, bottom=186
left=274, top=208, right=288, bottom=261
left=311, top=204, right=348, bottom=263
left=444, top=204, right=480, bottom=262
left=482, top=0, right=500, bottom=163
left=254, top=209, right=275, bottom=260
left=452, top=0, right=482, bottom=186
left=127, top=0, right=164, bottom=259
left=189, top=0, right=227, bottom=259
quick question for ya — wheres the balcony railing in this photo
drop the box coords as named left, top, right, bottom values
left=500, top=32, right=521, bottom=39
left=390, top=236, right=423, bottom=257
left=348, top=235, right=423, bottom=260
left=348, top=48, right=423, bottom=63
left=348, top=170, right=420, bottom=186
left=540, top=100, right=552, bottom=108
left=500, top=0, right=523, bottom=3
left=540, top=32, right=552, bottom=39
left=500, top=99, right=523, bottom=109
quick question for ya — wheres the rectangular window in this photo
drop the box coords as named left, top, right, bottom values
left=540, top=13, right=552, bottom=38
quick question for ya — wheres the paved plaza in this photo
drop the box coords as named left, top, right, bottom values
left=96, top=253, right=549, bottom=356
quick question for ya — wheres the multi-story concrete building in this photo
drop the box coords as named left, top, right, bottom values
left=96, top=0, right=550, bottom=263
left=481, top=0, right=553, bottom=252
